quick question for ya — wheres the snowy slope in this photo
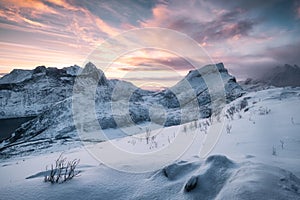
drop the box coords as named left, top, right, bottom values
left=211, top=87, right=300, bottom=176
left=0, top=87, right=299, bottom=199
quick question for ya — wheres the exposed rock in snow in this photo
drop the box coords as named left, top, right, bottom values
left=183, top=155, right=236, bottom=198
left=63, top=65, right=80, bottom=76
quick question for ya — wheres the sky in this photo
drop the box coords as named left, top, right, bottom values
left=0, top=0, right=299, bottom=90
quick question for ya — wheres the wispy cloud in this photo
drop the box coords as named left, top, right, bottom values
left=141, top=2, right=259, bottom=45
left=117, top=56, right=194, bottom=72
left=0, top=0, right=299, bottom=85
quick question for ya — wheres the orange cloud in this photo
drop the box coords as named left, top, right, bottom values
left=0, top=0, right=59, bottom=30
left=4, top=0, right=58, bottom=15
left=141, top=5, right=170, bottom=27
left=93, top=14, right=119, bottom=37
left=45, top=0, right=84, bottom=12
left=0, top=0, right=124, bottom=74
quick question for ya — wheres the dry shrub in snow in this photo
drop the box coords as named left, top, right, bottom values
left=44, top=153, right=80, bottom=184
left=258, top=106, right=271, bottom=115
left=226, top=124, right=232, bottom=134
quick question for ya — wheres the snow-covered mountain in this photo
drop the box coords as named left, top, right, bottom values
left=0, top=64, right=299, bottom=199
left=0, top=62, right=244, bottom=155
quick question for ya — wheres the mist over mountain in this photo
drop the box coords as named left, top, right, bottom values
left=261, top=64, right=300, bottom=87
left=238, top=64, right=300, bottom=91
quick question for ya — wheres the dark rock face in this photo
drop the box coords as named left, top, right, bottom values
left=185, top=176, right=198, bottom=192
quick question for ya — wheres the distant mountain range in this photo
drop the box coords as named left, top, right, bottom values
left=0, top=62, right=244, bottom=154
left=262, top=64, right=300, bottom=87
left=240, top=64, right=300, bottom=91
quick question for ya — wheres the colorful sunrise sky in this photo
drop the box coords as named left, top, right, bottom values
left=0, top=0, right=299, bottom=89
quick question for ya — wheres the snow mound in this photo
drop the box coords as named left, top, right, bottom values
left=163, top=156, right=300, bottom=200
left=162, top=160, right=199, bottom=180
left=183, top=155, right=236, bottom=199
left=217, top=162, right=300, bottom=199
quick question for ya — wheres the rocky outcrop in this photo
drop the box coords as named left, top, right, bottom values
left=0, top=65, right=80, bottom=119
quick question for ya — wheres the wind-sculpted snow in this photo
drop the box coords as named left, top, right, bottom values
left=1, top=154, right=299, bottom=200
left=0, top=62, right=244, bottom=154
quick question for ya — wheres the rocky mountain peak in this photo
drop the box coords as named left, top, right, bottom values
left=185, top=63, right=228, bottom=80
left=33, top=66, right=47, bottom=74
left=80, top=62, right=108, bottom=85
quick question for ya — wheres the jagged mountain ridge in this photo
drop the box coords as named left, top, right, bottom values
left=0, top=65, right=81, bottom=119
left=0, top=62, right=244, bottom=154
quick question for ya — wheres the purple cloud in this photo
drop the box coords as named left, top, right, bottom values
left=117, top=56, right=196, bottom=72
left=167, top=9, right=257, bottom=43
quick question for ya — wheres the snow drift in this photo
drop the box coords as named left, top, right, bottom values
left=1, top=155, right=299, bottom=200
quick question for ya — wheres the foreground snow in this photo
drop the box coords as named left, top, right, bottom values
left=0, top=154, right=299, bottom=200
left=0, top=87, right=300, bottom=199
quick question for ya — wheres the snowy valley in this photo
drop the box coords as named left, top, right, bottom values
left=0, top=63, right=300, bottom=200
